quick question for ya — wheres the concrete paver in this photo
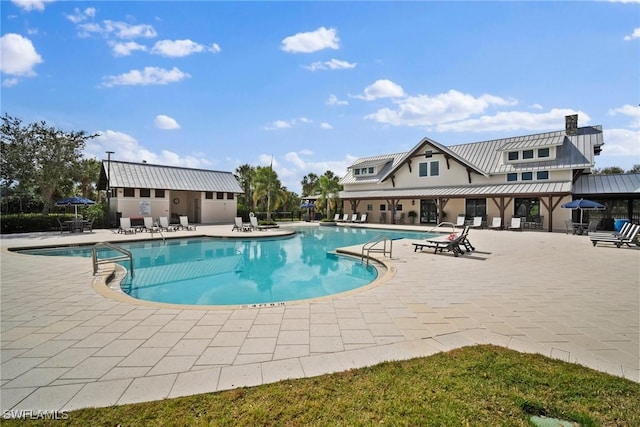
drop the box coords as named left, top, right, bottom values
left=1, top=223, right=638, bottom=413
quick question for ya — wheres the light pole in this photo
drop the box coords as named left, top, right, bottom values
left=106, top=151, right=114, bottom=226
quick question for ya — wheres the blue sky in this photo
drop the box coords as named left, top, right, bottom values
left=2, top=0, right=639, bottom=194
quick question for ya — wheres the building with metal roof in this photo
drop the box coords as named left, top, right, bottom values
left=339, top=115, right=637, bottom=232
left=98, top=160, right=243, bottom=226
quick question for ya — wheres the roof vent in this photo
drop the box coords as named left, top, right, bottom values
left=424, top=150, right=433, bottom=158
left=565, top=114, right=578, bottom=135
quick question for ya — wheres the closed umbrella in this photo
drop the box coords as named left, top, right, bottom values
left=561, top=198, right=605, bottom=224
left=55, top=196, right=95, bottom=217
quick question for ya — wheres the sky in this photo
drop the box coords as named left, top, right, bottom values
left=1, top=0, right=639, bottom=195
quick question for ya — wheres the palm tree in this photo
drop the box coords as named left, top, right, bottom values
left=316, top=172, right=341, bottom=219
left=235, top=164, right=255, bottom=210
left=301, top=173, right=319, bottom=197
left=253, top=165, right=285, bottom=222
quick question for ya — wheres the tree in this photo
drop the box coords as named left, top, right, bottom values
left=300, top=172, right=319, bottom=197
left=252, top=165, right=286, bottom=222
left=73, top=158, right=102, bottom=200
left=316, top=171, right=342, bottom=219
left=593, top=166, right=624, bottom=175
left=1, top=114, right=98, bottom=212
left=235, top=163, right=255, bottom=210
left=628, top=164, right=640, bottom=174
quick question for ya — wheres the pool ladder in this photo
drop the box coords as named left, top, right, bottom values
left=361, top=234, right=392, bottom=266
left=92, top=242, right=134, bottom=278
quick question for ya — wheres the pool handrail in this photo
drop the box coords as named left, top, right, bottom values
left=92, top=242, right=134, bottom=278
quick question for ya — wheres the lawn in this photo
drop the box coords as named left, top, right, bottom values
left=5, top=345, right=639, bottom=426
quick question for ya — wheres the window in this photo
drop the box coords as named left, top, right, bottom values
left=507, top=173, right=517, bottom=182
left=367, top=204, right=373, bottom=211
left=523, top=150, right=534, bottom=159
left=430, top=161, right=439, bottom=176
left=537, top=171, right=549, bottom=180
left=368, top=167, right=374, bottom=174
left=155, top=189, right=165, bottom=198
left=465, top=198, right=486, bottom=219
left=396, top=204, right=403, bottom=211
left=508, top=152, right=519, bottom=161
left=538, top=148, right=550, bottom=158
left=354, top=169, right=360, bottom=176
left=205, top=192, right=213, bottom=199
left=514, top=198, right=540, bottom=221
left=139, top=188, right=150, bottom=198
left=123, top=188, right=135, bottom=197
left=419, top=162, right=428, bottom=177
left=379, top=204, right=386, bottom=211
left=521, top=172, right=533, bottom=181
left=216, top=192, right=224, bottom=200
left=227, top=193, right=234, bottom=200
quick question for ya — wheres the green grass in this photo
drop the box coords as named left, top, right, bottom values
left=5, top=345, right=639, bottom=426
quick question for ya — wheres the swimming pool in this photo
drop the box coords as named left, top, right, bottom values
left=19, top=226, right=435, bottom=306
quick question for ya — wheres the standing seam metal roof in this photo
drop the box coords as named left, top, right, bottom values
left=100, top=161, right=243, bottom=193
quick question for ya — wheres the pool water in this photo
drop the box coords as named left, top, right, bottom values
left=19, top=226, right=434, bottom=306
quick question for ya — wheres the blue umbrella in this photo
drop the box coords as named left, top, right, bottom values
left=561, top=198, right=605, bottom=223
left=300, top=202, right=315, bottom=208
left=55, top=196, right=95, bottom=217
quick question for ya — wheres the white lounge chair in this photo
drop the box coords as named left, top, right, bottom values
left=333, top=213, right=341, bottom=221
left=508, top=217, right=522, bottom=231
left=232, top=217, right=251, bottom=232
left=349, top=213, right=358, bottom=222
left=179, top=216, right=196, bottom=231
left=250, top=215, right=266, bottom=231
left=119, top=217, right=136, bottom=234
left=470, top=216, right=483, bottom=228
left=340, top=214, right=349, bottom=222
left=590, top=223, right=639, bottom=248
left=354, top=213, right=367, bottom=223
left=488, top=217, right=502, bottom=230
left=159, top=216, right=175, bottom=231
left=143, top=217, right=159, bottom=232
left=455, top=215, right=465, bottom=228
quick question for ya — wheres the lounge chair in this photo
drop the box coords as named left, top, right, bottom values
left=159, top=216, right=175, bottom=231
left=508, top=217, right=522, bottom=231
left=232, top=217, right=251, bottom=232
left=470, top=216, right=483, bottom=228
left=589, top=222, right=631, bottom=239
left=143, top=217, right=159, bottom=232
left=590, top=223, right=639, bottom=248
left=412, top=226, right=471, bottom=257
left=333, top=213, right=341, bottom=221
left=179, top=216, right=196, bottom=231
left=349, top=214, right=358, bottom=223
left=354, top=213, right=367, bottom=223
left=250, top=215, right=266, bottom=231
left=340, top=214, right=349, bottom=222
left=119, top=217, right=136, bottom=234
left=455, top=215, right=465, bottom=228
left=488, top=217, right=502, bottom=230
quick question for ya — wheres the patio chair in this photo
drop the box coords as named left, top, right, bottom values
left=590, top=223, right=639, bottom=248
left=333, top=213, right=341, bottom=221
left=412, top=226, right=469, bottom=257
left=232, top=217, right=251, bottom=232
left=250, top=215, right=266, bottom=231
left=82, top=219, right=94, bottom=232
left=56, top=217, right=71, bottom=233
left=349, top=213, right=358, bottom=222
left=179, top=216, right=196, bottom=231
left=395, top=212, right=405, bottom=224
left=470, top=216, right=483, bottom=228
left=586, top=219, right=599, bottom=235
left=379, top=212, right=387, bottom=223
left=508, top=217, right=522, bottom=231
left=159, top=216, right=175, bottom=231
left=354, top=213, right=367, bottom=223
left=589, top=222, right=631, bottom=239
left=488, top=217, right=502, bottom=230
left=119, top=217, right=136, bottom=234
left=143, top=217, right=159, bottom=232
left=455, top=215, right=465, bottom=228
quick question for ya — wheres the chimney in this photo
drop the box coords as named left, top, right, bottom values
left=565, top=114, right=578, bottom=135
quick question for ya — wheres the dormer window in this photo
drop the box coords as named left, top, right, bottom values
left=353, top=166, right=376, bottom=176
left=538, top=148, right=550, bottom=158
left=508, top=152, right=519, bottom=161
left=522, top=150, right=534, bottom=159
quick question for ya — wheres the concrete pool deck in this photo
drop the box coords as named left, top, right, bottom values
left=1, top=222, right=639, bottom=413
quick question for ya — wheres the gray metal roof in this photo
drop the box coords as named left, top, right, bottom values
left=99, top=161, right=243, bottom=193
left=339, top=181, right=572, bottom=199
left=498, top=133, right=565, bottom=151
left=574, top=173, right=640, bottom=195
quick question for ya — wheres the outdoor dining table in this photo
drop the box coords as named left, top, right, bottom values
left=572, top=222, right=589, bottom=235
left=64, top=219, right=90, bottom=233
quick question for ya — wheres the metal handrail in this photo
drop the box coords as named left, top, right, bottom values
left=361, top=234, right=392, bottom=265
left=425, top=221, right=456, bottom=234
left=92, top=242, right=134, bottom=277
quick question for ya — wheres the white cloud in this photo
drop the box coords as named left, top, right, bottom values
left=66, top=7, right=96, bottom=24
left=151, top=39, right=221, bottom=57
left=305, top=59, right=356, bottom=71
left=2, top=78, right=19, bottom=87
left=624, top=27, right=640, bottom=40
left=365, top=89, right=518, bottom=127
left=101, top=66, right=190, bottom=87
left=320, top=122, right=333, bottom=129
left=11, top=0, right=55, bottom=12
left=601, top=128, right=640, bottom=157
left=609, top=104, right=640, bottom=128
left=281, top=26, right=340, bottom=53
left=263, top=117, right=312, bottom=130
left=154, top=114, right=180, bottom=130
left=434, top=108, right=589, bottom=133
left=0, top=33, right=43, bottom=77
left=352, top=79, right=406, bottom=101
left=109, top=41, right=147, bottom=57
left=326, top=94, right=348, bottom=106
left=84, top=130, right=212, bottom=168
left=78, top=20, right=157, bottom=39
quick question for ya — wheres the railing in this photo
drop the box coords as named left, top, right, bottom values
left=361, top=234, right=392, bottom=266
left=92, top=242, right=134, bottom=277
left=425, top=221, right=456, bottom=234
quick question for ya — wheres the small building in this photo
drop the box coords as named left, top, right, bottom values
left=98, top=160, right=242, bottom=225
left=339, top=115, right=638, bottom=231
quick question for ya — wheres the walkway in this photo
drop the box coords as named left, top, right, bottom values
left=1, top=223, right=638, bottom=412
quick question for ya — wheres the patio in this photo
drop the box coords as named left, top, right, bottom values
left=1, top=224, right=638, bottom=412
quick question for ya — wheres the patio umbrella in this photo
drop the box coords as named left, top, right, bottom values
left=55, top=196, right=95, bottom=217
left=561, top=198, right=605, bottom=223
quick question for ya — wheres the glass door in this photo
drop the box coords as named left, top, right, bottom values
left=420, top=199, right=438, bottom=224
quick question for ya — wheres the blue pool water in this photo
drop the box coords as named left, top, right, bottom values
left=19, top=226, right=434, bottom=306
